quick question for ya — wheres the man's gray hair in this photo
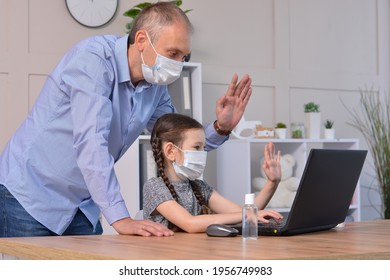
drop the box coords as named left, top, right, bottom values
left=128, top=2, right=193, bottom=45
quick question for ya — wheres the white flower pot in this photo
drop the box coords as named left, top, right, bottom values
left=275, top=128, right=287, bottom=139
left=324, top=128, right=335, bottom=139
left=306, top=112, right=321, bottom=139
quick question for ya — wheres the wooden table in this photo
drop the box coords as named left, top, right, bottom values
left=1, top=220, right=390, bottom=260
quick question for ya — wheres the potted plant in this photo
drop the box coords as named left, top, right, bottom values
left=123, top=1, right=192, bottom=33
left=291, top=122, right=304, bottom=138
left=304, top=102, right=321, bottom=139
left=274, top=122, right=287, bottom=139
left=344, top=88, right=390, bottom=219
left=323, top=119, right=335, bottom=139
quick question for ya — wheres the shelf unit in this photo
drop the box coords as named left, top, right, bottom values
left=216, top=138, right=361, bottom=221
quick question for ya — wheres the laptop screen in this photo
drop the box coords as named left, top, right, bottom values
left=285, top=149, right=367, bottom=232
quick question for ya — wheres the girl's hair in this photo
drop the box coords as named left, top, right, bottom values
left=128, top=2, right=193, bottom=45
left=150, top=113, right=208, bottom=229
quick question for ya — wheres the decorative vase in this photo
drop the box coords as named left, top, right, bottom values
left=275, top=128, right=287, bottom=139
left=324, top=128, right=335, bottom=139
left=306, top=112, right=321, bottom=139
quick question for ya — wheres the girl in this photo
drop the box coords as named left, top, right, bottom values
left=143, top=113, right=283, bottom=233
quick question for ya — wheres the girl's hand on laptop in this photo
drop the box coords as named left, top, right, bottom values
left=258, top=209, right=284, bottom=223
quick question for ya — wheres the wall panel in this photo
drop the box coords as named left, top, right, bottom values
left=289, top=0, right=378, bottom=75
left=0, top=0, right=8, bottom=53
left=189, top=0, right=275, bottom=83
left=28, top=74, right=47, bottom=111
left=289, top=87, right=362, bottom=139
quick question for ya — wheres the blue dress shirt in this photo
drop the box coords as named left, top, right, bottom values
left=0, top=35, right=227, bottom=235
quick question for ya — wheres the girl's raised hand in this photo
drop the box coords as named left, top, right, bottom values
left=262, top=142, right=281, bottom=184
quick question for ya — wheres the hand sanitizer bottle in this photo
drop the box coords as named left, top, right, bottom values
left=242, top=193, right=258, bottom=240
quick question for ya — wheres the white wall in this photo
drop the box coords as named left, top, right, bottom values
left=0, top=0, right=389, bottom=220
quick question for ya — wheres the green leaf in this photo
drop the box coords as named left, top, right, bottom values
left=123, top=2, right=152, bottom=18
left=123, top=9, right=141, bottom=18
left=171, top=0, right=183, bottom=7
left=134, top=2, right=153, bottom=9
left=126, top=22, right=133, bottom=29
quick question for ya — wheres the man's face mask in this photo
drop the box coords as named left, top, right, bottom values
left=141, top=32, right=184, bottom=85
left=172, top=145, right=207, bottom=181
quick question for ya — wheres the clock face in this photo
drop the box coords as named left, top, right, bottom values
left=65, top=0, right=118, bottom=28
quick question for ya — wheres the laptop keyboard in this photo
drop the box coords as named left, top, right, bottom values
left=258, top=219, right=287, bottom=232
left=229, top=217, right=288, bottom=234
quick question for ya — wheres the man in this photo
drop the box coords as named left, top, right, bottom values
left=0, top=2, right=252, bottom=237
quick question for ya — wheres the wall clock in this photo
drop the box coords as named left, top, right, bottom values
left=65, top=0, right=119, bottom=28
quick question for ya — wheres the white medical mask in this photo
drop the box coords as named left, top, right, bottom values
left=141, top=32, right=184, bottom=85
left=172, top=145, right=207, bottom=181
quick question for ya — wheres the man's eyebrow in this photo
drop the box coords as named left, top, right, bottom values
left=165, top=47, right=191, bottom=61
left=167, top=47, right=187, bottom=53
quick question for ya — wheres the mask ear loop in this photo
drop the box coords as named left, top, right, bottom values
left=171, top=144, right=183, bottom=165
left=140, top=31, right=158, bottom=65
left=168, top=143, right=184, bottom=164
left=145, top=32, right=158, bottom=55
left=173, top=144, right=184, bottom=153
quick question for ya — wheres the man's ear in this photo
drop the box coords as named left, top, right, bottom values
left=134, top=30, right=148, bottom=52
left=163, top=142, right=176, bottom=162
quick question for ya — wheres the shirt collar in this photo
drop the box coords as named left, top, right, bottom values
left=114, top=35, right=152, bottom=90
left=114, top=35, right=131, bottom=83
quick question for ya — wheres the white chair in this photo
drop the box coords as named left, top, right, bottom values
left=231, top=116, right=262, bottom=139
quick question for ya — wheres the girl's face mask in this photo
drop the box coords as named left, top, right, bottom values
left=172, top=145, right=207, bottom=181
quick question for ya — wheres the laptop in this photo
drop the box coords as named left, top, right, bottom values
left=231, top=149, right=367, bottom=236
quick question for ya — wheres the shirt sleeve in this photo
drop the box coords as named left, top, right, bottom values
left=204, top=122, right=229, bottom=151
left=61, top=49, right=130, bottom=225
